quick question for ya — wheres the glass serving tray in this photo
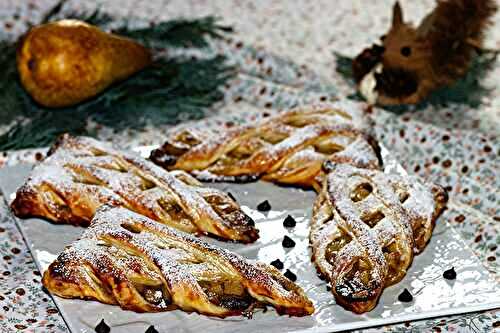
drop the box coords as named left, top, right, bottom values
left=0, top=146, right=498, bottom=333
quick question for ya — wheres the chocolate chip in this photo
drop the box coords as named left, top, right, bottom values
left=282, top=236, right=296, bottom=248
left=326, top=285, right=332, bottom=291
left=227, top=192, right=237, bottom=202
left=283, top=215, right=296, bottom=228
left=257, top=200, right=271, bottom=212
left=145, top=325, right=159, bottom=333
left=244, top=214, right=255, bottom=226
left=398, top=288, right=413, bottom=302
left=270, top=259, right=284, bottom=270
left=284, top=269, right=297, bottom=282
left=95, top=319, right=110, bottom=333
left=443, top=267, right=457, bottom=280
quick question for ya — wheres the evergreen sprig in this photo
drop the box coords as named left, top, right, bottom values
left=117, top=16, right=233, bottom=49
left=0, top=2, right=234, bottom=151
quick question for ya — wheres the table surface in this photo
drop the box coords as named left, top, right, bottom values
left=0, top=1, right=499, bottom=332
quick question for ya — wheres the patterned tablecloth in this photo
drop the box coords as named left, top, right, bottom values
left=0, top=1, right=499, bottom=332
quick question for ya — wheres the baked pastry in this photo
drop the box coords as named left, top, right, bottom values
left=11, top=134, right=258, bottom=243
left=150, top=101, right=381, bottom=191
left=310, top=163, right=447, bottom=313
left=42, top=206, right=314, bottom=317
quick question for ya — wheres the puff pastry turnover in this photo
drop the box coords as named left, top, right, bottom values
left=150, top=101, right=381, bottom=191
left=310, top=164, right=447, bottom=313
left=11, top=134, right=258, bottom=243
left=42, top=206, right=314, bottom=317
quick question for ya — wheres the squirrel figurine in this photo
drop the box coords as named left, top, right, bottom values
left=352, top=0, right=497, bottom=105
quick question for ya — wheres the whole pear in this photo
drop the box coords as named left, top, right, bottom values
left=17, top=19, right=152, bottom=108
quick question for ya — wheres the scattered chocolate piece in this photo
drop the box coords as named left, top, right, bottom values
left=398, top=288, right=413, bottom=303
left=95, top=319, right=110, bottom=333
left=257, top=200, right=271, bottom=212
left=443, top=267, right=457, bottom=280
left=282, top=235, right=296, bottom=248
left=326, top=285, right=332, bottom=292
left=145, top=325, right=159, bottom=333
left=244, top=214, right=255, bottom=226
left=227, top=192, right=237, bottom=202
left=284, top=269, right=297, bottom=282
left=270, top=259, right=284, bottom=270
left=283, top=215, right=296, bottom=228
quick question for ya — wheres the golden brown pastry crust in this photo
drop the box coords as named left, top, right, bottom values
left=42, top=206, right=314, bottom=317
left=150, top=101, right=381, bottom=191
left=310, top=164, right=447, bottom=313
left=11, top=134, right=258, bottom=243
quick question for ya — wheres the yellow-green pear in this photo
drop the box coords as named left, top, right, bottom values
left=17, top=19, right=152, bottom=108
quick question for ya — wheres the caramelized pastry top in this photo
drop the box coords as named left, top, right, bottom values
left=11, top=134, right=258, bottom=243
left=42, top=206, right=314, bottom=317
left=310, top=163, right=447, bottom=313
left=150, top=101, right=381, bottom=191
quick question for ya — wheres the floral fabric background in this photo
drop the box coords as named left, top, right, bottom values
left=0, top=1, right=499, bottom=332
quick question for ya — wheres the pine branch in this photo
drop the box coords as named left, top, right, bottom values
left=116, top=16, right=232, bottom=49
left=41, top=0, right=114, bottom=26
left=0, top=52, right=233, bottom=150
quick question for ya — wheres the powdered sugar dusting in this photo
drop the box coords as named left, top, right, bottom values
left=12, top=134, right=258, bottom=242
left=153, top=102, right=381, bottom=189
left=310, top=163, right=447, bottom=313
left=44, top=206, right=313, bottom=317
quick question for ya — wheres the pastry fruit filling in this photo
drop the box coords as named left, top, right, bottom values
left=313, top=138, right=346, bottom=155
left=134, top=282, right=171, bottom=306
left=325, top=231, right=352, bottom=265
left=198, top=280, right=252, bottom=310
left=335, top=258, right=377, bottom=302
left=204, top=194, right=254, bottom=227
left=350, top=182, right=373, bottom=202
left=157, top=198, right=191, bottom=223
left=382, top=241, right=404, bottom=285
left=259, top=131, right=287, bottom=144
left=360, top=210, right=385, bottom=227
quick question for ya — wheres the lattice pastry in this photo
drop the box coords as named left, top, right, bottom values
left=11, top=134, right=258, bottom=243
left=42, top=206, right=314, bottom=317
left=310, top=164, right=447, bottom=313
left=150, top=101, right=381, bottom=191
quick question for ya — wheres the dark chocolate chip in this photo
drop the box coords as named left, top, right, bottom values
left=326, top=285, right=332, bottom=291
left=282, top=236, right=296, bottom=248
left=95, top=319, right=110, bottom=333
left=443, top=267, right=457, bottom=280
left=283, top=215, right=296, bottom=228
left=398, top=288, right=413, bottom=302
left=227, top=192, right=237, bottom=202
left=145, top=325, right=159, bottom=333
left=284, top=269, right=297, bottom=282
left=270, top=259, right=284, bottom=270
left=244, top=214, right=255, bottom=226
left=257, top=200, right=271, bottom=212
